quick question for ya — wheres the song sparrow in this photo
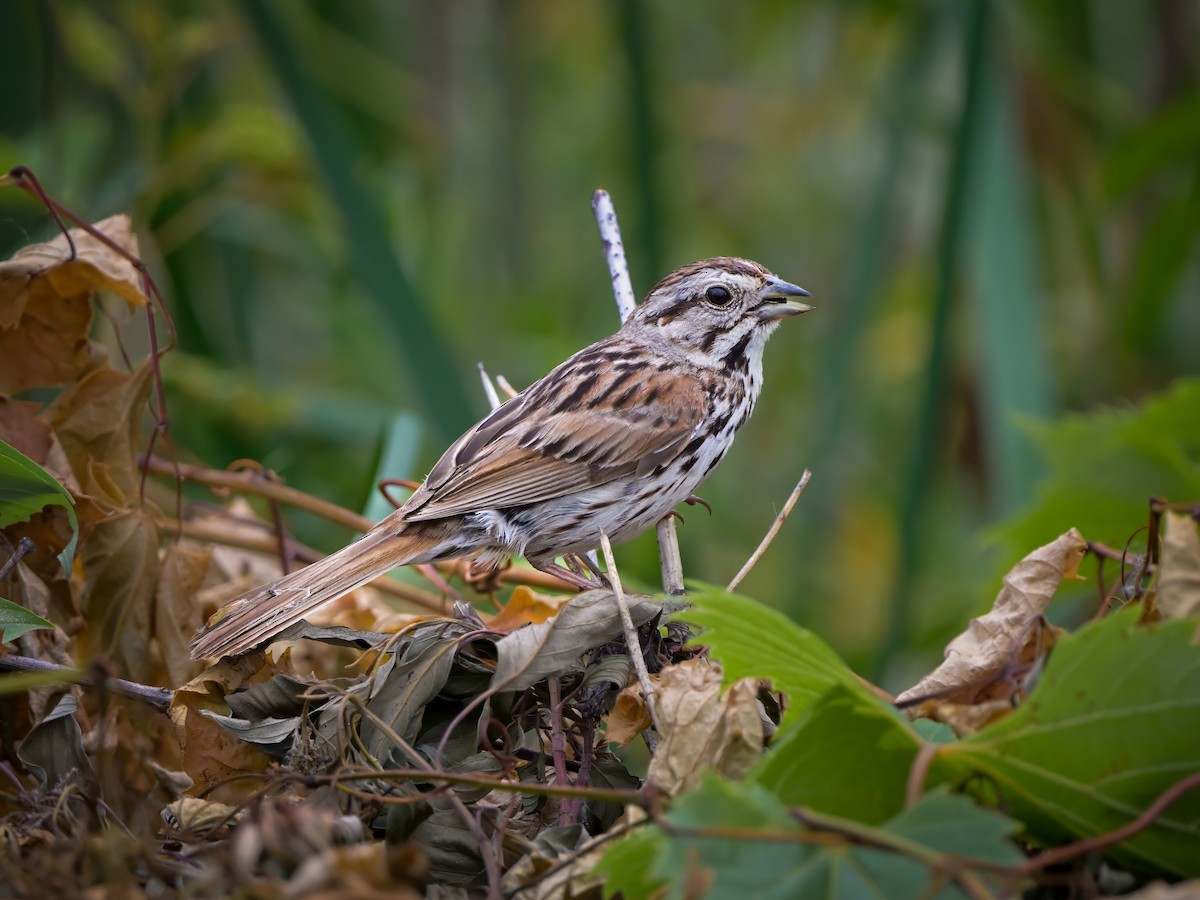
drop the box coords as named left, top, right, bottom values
left=190, top=257, right=811, bottom=658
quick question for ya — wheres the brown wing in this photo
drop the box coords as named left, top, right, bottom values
left=402, top=344, right=708, bottom=521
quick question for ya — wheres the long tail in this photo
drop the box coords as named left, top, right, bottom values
left=189, top=520, right=446, bottom=659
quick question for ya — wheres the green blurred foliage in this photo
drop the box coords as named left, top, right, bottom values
left=1, top=0, right=1197, bottom=687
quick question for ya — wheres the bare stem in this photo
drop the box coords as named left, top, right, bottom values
left=591, top=189, right=638, bottom=322
left=599, top=531, right=660, bottom=731
left=727, top=470, right=812, bottom=592
left=0, top=655, right=172, bottom=714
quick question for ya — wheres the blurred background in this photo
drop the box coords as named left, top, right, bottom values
left=1, top=0, right=1197, bottom=689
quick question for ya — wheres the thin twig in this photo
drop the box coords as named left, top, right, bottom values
left=727, top=470, right=813, bottom=592
left=599, top=531, right=660, bottom=731
left=495, top=374, right=519, bottom=399
left=0, top=655, right=172, bottom=714
left=905, top=743, right=939, bottom=808
left=477, top=362, right=502, bottom=412
left=1014, top=769, right=1200, bottom=878
left=0, top=537, right=35, bottom=581
left=547, top=676, right=573, bottom=825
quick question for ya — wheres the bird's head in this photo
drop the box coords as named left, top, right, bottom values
left=626, top=257, right=812, bottom=368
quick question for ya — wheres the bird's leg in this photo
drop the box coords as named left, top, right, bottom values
left=684, top=494, right=712, bottom=515
left=564, top=554, right=591, bottom=580
left=572, top=551, right=611, bottom=585
left=532, top=557, right=604, bottom=591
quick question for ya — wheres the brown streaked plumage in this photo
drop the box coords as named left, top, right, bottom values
left=190, top=257, right=812, bottom=659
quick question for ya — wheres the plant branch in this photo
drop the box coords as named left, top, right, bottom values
left=0, top=655, right=172, bottom=714
left=728, top=469, right=812, bottom=592
left=599, top=531, right=660, bottom=732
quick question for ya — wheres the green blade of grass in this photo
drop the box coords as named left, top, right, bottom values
left=238, top=0, right=473, bottom=443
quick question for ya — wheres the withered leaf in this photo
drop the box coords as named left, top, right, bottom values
left=603, top=682, right=654, bottom=748
left=17, top=694, right=95, bottom=789
left=491, top=590, right=665, bottom=692
left=170, top=657, right=280, bottom=802
left=646, top=659, right=763, bottom=796
left=78, top=506, right=161, bottom=683
left=0, top=215, right=146, bottom=394
left=42, top=360, right=155, bottom=510
left=485, top=585, right=570, bottom=632
left=198, top=710, right=299, bottom=757
left=1159, top=511, right=1200, bottom=620
left=154, top=542, right=212, bottom=687
left=896, top=528, right=1087, bottom=706
left=362, top=621, right=467, bottom=762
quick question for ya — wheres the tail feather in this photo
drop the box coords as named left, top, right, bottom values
left=190, top=523, right=443, bottom=659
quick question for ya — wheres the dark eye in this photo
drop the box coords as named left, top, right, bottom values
left=705, top=285, right=733, bottom=307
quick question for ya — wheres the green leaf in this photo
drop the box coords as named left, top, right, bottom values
left=594, top=827, right=667, bottom=900
left=990, top=378, right=1200, bottom=566
left=596, top=774, right=1022, bottom=900
left=941, top=607, right=1200, bottom=876
left=750, top=684, right=929, bottom=825
left=0, top=597, right=54, bottom=643
left=0, top=438, right=78, bottom=574
left=680, top=585, right=868, bottom=724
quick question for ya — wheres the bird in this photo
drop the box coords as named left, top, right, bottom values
left=190, top=257, right=812, bottom=659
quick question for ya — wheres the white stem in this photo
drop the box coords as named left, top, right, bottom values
left=656, top=516, right=685, bottom=595
left=477, top=362, right=502, bottom=412
left=591, top=189, right=638, bottom=323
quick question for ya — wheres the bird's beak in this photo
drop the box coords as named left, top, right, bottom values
left=754, top=277, right=813, bottom=320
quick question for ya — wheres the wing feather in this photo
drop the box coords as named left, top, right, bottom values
left=402, top=345, right=708, bottom=520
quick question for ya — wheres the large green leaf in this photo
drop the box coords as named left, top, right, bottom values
left=595, top=775, right=1022, bottom=900
left=0, top=438, right=78, bottom=573
left=940, top=607, right=1200, bottom=876
left=750, top=684, right=930, bottom=825
left=991, top=378, right=1200, bottom=566
left=681, top=585, right=868, bottom=725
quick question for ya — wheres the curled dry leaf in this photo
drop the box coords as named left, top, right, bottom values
left=646, top=658, right=764, bottom=796
left=0, top=214, right=147, bottom=394
left=1159, top=511, right=1200, bottom=620
left=154, top=542, right=213, bottom=687
left=490, top=589, right=665, bottom=692
left=163, top=796, right=244, bottom=837
left=42, top=360, right=154, bottom=511
left=169, top=656, right=279, bottom=802
left=485, top=585, right=571, bottom=632
left=603, top=682, right=655, bottom=747
left=896, top=527, right=1087, bottom=707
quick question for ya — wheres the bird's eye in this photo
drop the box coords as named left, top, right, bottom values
left=705, top=285, right=733, bottom=307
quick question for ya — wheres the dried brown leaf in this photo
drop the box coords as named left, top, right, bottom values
left=163, top=796, right=244, bottom=836
left=602, top=683, right=654, bottom=748
left=0, top=215, right=145, bottom=393
left=42, top=360, right=155, bottom=511
left=169, top=656, right=279, bottom=802
left=77, top=506, right=161, bottom=682
left=1159, top=511, right=1200, bottom=620
left=646, top=658, right=764, bottom=796
left=154, top=542, right=213, bottom=687
left=486, top=585, right=571, bottom=632
left=896, top=528, right=1086, bottom=706
left=491, top=590, right=665, bottom=692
